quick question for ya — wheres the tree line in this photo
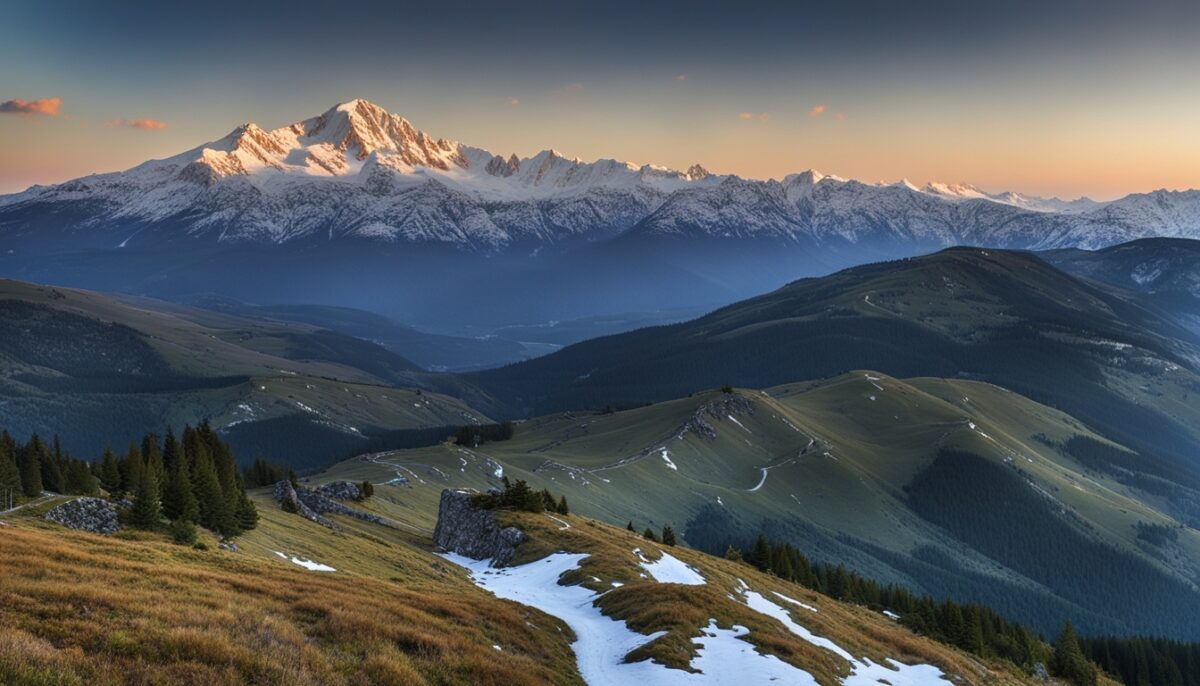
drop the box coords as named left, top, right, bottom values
left=0, top=431, right=98, bottom=503
left=0, top=423, right=257, bottom=544
left=728, top=532, right=1100, bottom=685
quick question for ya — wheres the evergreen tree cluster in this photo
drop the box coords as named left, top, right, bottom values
left=242, top=457, right=294, bottom=489
left=95, top=423, right=257, bottom=538
left=735, top=533, right=1048, bottom=668
left=0, top=431, right=98, bottom=504
left=453, top=422, right=515, bottom=447
left=470, top=477, right=568, bottom=515
left=1082, top=636, right=1200, bottom=686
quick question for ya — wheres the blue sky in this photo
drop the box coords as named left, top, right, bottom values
left=2, top=0, right=1198, bottom=197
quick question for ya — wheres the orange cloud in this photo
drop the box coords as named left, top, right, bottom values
left=0, top=97, right=62, bottom=116
left=809, top=104, right=826, bottom=117
left=505, top=97, right=520, bottom=106
left=675, top=74, right=688, bottom=81
left=835, top=112, right=846, bottom=122
left=738, top=112, right=770, bottom=122
left=106, top=118, right=168, bottom=130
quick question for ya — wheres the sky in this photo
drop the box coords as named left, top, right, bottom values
left=1, top=0, right=1198, bottom=199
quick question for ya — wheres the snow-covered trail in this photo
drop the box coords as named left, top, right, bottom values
left=441, top=552, right=821, bottom=685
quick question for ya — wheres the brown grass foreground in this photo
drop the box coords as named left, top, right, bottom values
left=0, top=522, right=581, bottom=686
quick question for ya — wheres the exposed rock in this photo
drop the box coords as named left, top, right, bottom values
left=681, top=393, right=755, bottom=441
left=433, top=489, right=526, bottom=566
left=272, top=480, right=335, bottom=529
left=272, top=479, right=390, bottom=530
left=314, top=480, right=363, bottom=501
left=45, top=498, right=120, bottom=535
left=219, top=541, right=239, bottom=552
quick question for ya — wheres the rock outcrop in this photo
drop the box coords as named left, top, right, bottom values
left=44, top=498, right=120, bottom=535
left=314, top=480, right=363, bottom=501
left=272, top=480, right=389, bottom=530
left=433, top=489, right=526, bottom=566
left=681, top=393, right=756, bottom=441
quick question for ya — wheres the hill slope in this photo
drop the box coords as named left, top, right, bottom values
left=1, top=481, right=1064, bottom=686
left=332, top=376, right=1200, bottom=639
left=1043, top=238, right=1200, bottom=335
left=470, top=248, right=1200, bottom=509
left=0, top=280, right=487, bottom=467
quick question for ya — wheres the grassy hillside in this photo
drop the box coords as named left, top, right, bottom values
left=323, top=374, right=1200, bottom=638
left=0, top=280, right=489, bottom=468
left=467, top=248, right=1200, bottom=510
left=0, top=480, right=1069, bottom=686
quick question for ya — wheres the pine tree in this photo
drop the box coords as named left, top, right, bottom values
left=661, top=525, right=677, bottom=546
left=231, top=479, right=258, bottom=532
left=119, top=443, right=143, bottom=495
left=17, top=437, right=43, bottom=497
left=97, top=448, right=121, bottom=494
left=131, top=467, right=161, bottom=529
left=194, top=454, right=235, bottom=535
left=1051, top=621, right=1097, bottom=686
left=556, top=495, right=569, bottom=515
left=64, top=459, right=97, bottom=495
left=749, top=533, right=772, bottom=571
left=0, top=438, right=20, bottom=506
left=360, top=480, right=374, bottom=499
left=642, top=527, right=659, bottom=542
left=626, top=521, right=635, bottom=532
left=31, top=435, right=62, bottom=493
left=141, top=432, right=164, bottom=491
left=162, top=455, right=198, bottom=523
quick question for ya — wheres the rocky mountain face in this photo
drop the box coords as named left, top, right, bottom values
left=2, top=99, right=1198, bottom=330
left=2, top=98, right=1196, bottom=254
left=432, top=489, right=526, bottom=565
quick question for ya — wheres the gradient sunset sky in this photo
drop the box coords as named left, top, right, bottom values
left=2, top=0, right=1198, bottom=198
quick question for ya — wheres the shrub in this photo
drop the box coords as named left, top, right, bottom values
left=170, top=518, right=197, bottom=546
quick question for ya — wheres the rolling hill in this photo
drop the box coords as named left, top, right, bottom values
left=0, top=280, right=488, bottom=468
left=324, top=374, right=1200, bottom=639
left=469, top=247, right=1200, bottom=523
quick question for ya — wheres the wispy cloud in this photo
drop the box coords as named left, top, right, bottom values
left=505, top=97, right=521, bottom=106
left=738, top=111, right=770, bottom=122
left=808, top=104, right=826, bottom=117
left=106, top=118, right=168, bottom=130
left=563, top=82, right=584, bottom=91
left=0, top=97, right=62, bottom=116
left=835, top=112, right=846, bottom=122
left=675, top=74, right=688, bottom=81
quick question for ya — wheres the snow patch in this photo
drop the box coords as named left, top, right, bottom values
left=273, top=551, right=336, bottom=572
left=659, top=447, right=678, bottom=471
left=741, top=584, right=952, bottom=686
left=442, top=552, right=817, bottom=685
left=634, top=548, right=706, bottom=585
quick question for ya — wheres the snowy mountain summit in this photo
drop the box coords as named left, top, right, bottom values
left=1, top=98, right=1198, bottom=254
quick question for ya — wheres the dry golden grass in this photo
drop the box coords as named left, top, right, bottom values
left=1, top=493, right=1112, bottom=686
left=0, top=522, right=582, bottom=686
left=502, top=510, right=1045, bottom=686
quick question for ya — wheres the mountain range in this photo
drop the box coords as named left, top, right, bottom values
left=2, top=99, right=1198, bottom=330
